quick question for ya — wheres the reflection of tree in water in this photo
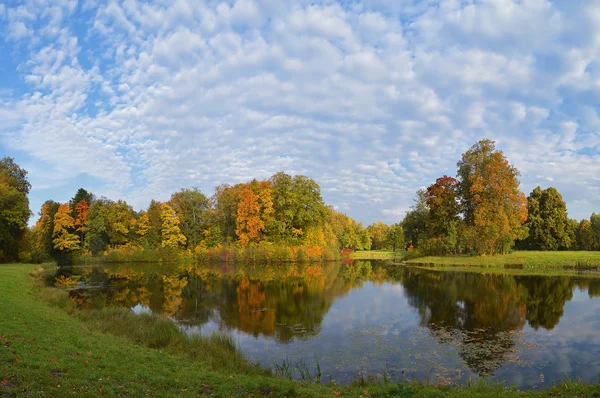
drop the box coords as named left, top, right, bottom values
left=401, top=268, right=528, bottom=376
left=50, top=261, right=595, bottom=370
left=515, top=276, right=574, bottom=330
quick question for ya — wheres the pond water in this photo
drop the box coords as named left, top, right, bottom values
left=46, top=260, right=600, bottom=388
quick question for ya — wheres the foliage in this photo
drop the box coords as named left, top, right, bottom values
left=52, top=204, right=80, bottom=252
left=520, top=187, right=572, bottom=250
left=401, top=189, right=429, bottom=248
left=0, top=157, right=31, bottom=262
left=160, top=204, right=187, bottom=248
left=168, top=188, right=209, bottom=248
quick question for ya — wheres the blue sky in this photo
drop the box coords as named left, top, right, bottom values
left=1, top=0, right=599, bottom=225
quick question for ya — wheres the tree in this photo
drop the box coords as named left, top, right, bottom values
left=160, top=204, right=186, bottom=248
left=31, top=201, right=61, bottom=262
left=236, top=188, right=264, bottom=246
left=424, top=175, right=459, bottom=254
left=69, top=188, right=94, bottom=218
left=74, top=200, right=90, bottom=244
left=168, top=188, right=209, bottom=248
left=0, top=157, right=31, bottom=262
left=367, top=221, right=391, bottom=250
left=52, top=204, right=80, bottom=252
left=385, top=223, right=405, bottom=251
left=402, top=189, right=429, bottom=248
left=520, top=187, right=572, bottom=250
left=577, top=219, right=599, bottom=251
left=591, top=213, right=600, bottom=249
left=457, top=139, right=528, bottom=255
left=269, top=172, right=326, bottom=242
left=106, top=200, right=135, bottom=248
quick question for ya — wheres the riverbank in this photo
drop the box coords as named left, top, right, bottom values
left=349, top=250, right=408, bottom=260
left=2, top=263, right=600, bottom=397
left=405, top=251, right=600, bottom=270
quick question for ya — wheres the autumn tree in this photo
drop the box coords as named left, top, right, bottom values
left=236, top=188, right=264, bottom=246
left=577, top=219, right=599, bottom=251
left=31, top=201, right=61, bottom=262
left=161, top=204, right=186, bottom=248
left=69, top=188, right=94, bottom=218
left=457, top=139, right=528, bottom=255
left=424, top=175, right=460, bottom=254
left=520, top=187, right=572, bottom=250
left=0, top=157, right=31, bottom=262
left=74, top=200, right=90, bottom=244
left=53, top=204, right=80, bottom=252
left=367, top=221, right=391, bottom=250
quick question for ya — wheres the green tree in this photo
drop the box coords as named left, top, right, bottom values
left=385, top=223, right=405, bottom=251
left=591, top=213, right=600, bottom=249
left=0, top=157, right=32, bottom=262
left=169, top=188, right=210, bottom=249
left=577, top=219, right=599, bottom=251
left=366, top=221, right=390, bottom=250
left=269, top=172, right=326, bottom=242
left=69, top=188, right=94, bottom=218
left=457, top=139, right=528, bottom=255
left=401, top=189, right=429, bottom=248
left=520, top=187, right=572, bottom=250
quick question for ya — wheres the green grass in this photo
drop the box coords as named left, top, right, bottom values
left=405, top=251, right=600, bottom=270
left=350, top=250, right=408, bottom=260
left=3, top=263, right=600, bottom=397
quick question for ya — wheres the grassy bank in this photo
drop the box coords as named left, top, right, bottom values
left=405, top=251, right=600, bottom=270
left=3, top=263, right=600, bottom=397
left=350, top=250, right=408, bottom=260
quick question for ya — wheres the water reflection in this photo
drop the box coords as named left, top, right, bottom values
left=47, top=261, right=600, bottom=386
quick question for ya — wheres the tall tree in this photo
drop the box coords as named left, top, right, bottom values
left=577, top=219, right=599, bottom=251
left=169, top=188, right=210, bottom=249
left=0, top=157, right=31, bottom=262
left=424, top=175, right=459, bottom=254
left=385, top=223, right=405, bottom=251
left=236, top=188, right=264, bottom=246
left=367, top=221, right=391, bottom=250
left=270, top=172, right=326, bottom=242
left=161, top=204, right=186, bottom=248
left=457, top=139, right=528, bottom=255
left=69, top=188, right=94, bottom=218
left=591, top=213, right=600, bottom=249
left=521, top=187, right=572, bottom=250
left=402, top=189, right=429, bottom=248
left=52, top=204, right=79, bottom=252
left=31, top=201, right=61, bottom=262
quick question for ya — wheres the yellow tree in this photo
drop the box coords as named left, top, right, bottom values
left=457, top=139, right=528, bottom=255
left=236, top=188, right=264, bottom=246
left=53, top=204, right=80, bottom=252
left=74, top=199, right=90, bottom=243
left=160, top=204, right=186, bottom=248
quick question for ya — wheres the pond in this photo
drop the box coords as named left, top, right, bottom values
left=46, top=260, right=600, bottom=388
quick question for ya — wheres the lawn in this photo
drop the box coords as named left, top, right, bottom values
left=2, top=263, right=600, bottom=397
left=405, top=251, right=600, bottom=270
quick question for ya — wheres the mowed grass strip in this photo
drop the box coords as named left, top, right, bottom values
left=405, top=251, right=600, bottom=270
left=2, top=263, right=600, bottom=397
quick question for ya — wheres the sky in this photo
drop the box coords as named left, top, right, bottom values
left=1, top=0, right=599, bottom=225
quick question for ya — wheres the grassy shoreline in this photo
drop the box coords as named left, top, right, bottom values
left=404, top=251, right=600, bottom=270
left=3, top=263, right=600, bottom=397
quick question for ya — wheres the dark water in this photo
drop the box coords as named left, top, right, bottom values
left=47, top=261, right=600, bottom=387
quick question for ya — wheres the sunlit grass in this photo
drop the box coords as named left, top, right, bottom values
left=3, top=263, right=600, bottom=397
left=405, top=251, right=600, bottom=270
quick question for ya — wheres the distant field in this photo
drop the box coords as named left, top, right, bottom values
left=349, top=250, right=408, bottom=260
left=405, top=251, right=600, bottom=269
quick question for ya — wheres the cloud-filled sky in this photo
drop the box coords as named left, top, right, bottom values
left=1, top=0, right=599, bottom=224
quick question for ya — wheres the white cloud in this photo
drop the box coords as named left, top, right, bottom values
left=1, top=0, right=599, bottom=223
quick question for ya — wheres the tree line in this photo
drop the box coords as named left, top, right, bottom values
left=400, top=139, right=600, bottom=255
left=24, top=171, right=387, bottom=263
left=2, top=138, right=599, bottom=263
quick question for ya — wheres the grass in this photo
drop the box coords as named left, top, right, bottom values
left=405, top=251, right=600, bottom=270
left=350, top=250, right=408, bottom=260
left=3, top=263, right=600, bottom=397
